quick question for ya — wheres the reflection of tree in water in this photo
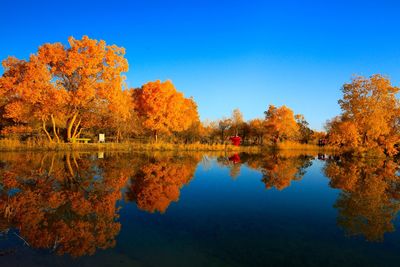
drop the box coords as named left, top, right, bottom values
left=0, top=152, right=129, bottom=257
left=258, top=154, right=312, bottom=190
left=219, top=152, right=313, bottom=190
left=125, top=155, right=200, bottom=213
left=324, top=158, right=400, bottom=241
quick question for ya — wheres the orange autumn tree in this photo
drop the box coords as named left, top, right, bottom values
left=328, top=75, right=400, bottom=156
left=0, top=55, right=65, bottom=141
left=295, top=114, right=314, bottom=144
left=248, top=118, right=266, bottom=145
left=88, top=88, right=136, bottom=142
left=325, top=116, right=360, bottom=149
left=0, top=36, right=130, bottom=142
left=37, top=36, right=129, bottom=141
left=110, top=89, right=139, bottom=141
left=134, top=80, right=199, bottom=142
left=264, top=105, right=299, bottom=144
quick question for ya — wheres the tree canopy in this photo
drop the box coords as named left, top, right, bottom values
left=326, top=75, right=400, bottom=156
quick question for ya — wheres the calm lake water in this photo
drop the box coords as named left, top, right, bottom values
left=0, top=151, right=400, bottom=267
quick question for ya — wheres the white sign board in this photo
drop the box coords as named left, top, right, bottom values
left=99, top=134, right=105, bottom=143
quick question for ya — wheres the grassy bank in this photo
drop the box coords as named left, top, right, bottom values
left=0, top=139, right=337, bottom=153
left=274, top=141, right=336, bottom=152
left=0, top=139, right=262, bottom=152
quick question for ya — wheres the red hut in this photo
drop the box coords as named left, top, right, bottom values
left=229, top=136, right=241, bottom=146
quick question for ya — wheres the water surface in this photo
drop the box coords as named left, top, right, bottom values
left=0, top=151, right=399, bottom=266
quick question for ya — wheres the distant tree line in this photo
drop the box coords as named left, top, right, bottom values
left=1, top=36, right=399, bottom=156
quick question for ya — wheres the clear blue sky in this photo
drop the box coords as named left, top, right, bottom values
left=1, top=0, right=400, bottom=130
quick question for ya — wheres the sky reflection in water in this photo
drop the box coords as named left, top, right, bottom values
left=0, top=151, right=400, bottom=267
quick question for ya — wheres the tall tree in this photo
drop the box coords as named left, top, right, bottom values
left=230, top=108, right=244, bottom=136
left=295, top=114, right=313, bottom=144
left=37, top=36, right=129, bottom=141
left=248, top=118, right=265, bottom=145
left=264, top=105, right=299, bottom=144
left=329, top=75, right=400, bottom=155
left=134, top=80, right=199, bottom=142
left=218, top=118, right=232, bottom=143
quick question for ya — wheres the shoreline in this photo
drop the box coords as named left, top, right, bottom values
left=0, top=140, right=334, bottom=153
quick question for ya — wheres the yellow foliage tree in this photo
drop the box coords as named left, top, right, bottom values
left=37, top=36, right=129, bottom=141
left=134, top=80, right=199, bottom=142
left=248, top=118, right=265, bottom=145
left=326, top=117, right=360, bottom=149
left=0, top=55, right=65, bottom=141
left=329, top=75, right=400, bottom=155
left=0, top=36, right=130, bottom=142
left=264, top=105, right=299, bottom=144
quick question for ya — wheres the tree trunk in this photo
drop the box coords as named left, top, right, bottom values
left=42, top=119, right=53, bottom=143
left=67, top=113, right=78, bottom=141
left=75, top=128, right=82, bottom=138
left=72, top=119, right=81, bottom=139
left=51, top=115, right=60, bottom=143
left=116, top=129, right=123, bottom=143
left=154, top=131, right=158, bottom=143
